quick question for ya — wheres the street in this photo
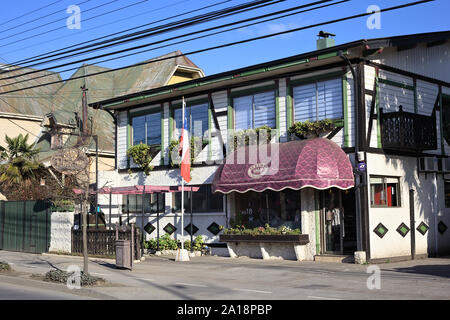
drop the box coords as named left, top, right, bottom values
left=0, top=251, right=449, bottom=300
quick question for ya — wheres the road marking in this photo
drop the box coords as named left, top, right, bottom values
left=91, top=273, right=111, bottom=276
left=175, top=282, right=208, bottom=288
left=308, top=295, right=342, bottom=300
left=233, top=288, right=272, bottom=294
left=138, top=278, right=155, bottom=282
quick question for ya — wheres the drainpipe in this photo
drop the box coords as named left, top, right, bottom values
left=339, top=51, right=363, bottom=253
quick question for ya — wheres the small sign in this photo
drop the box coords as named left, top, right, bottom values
left=50, top=147, right=89, bottom=175
left=248, top=163, right=269, bottom=179
left=357, top=162, right=367, bottom=172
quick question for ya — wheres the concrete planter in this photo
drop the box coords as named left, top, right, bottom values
left=220, top=234, right=310, bottom=261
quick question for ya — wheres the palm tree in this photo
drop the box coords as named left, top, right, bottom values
left=0, top=134, right=42, bottom=184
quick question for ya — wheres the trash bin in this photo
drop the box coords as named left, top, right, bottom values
left=116, top=240, right=132, bottom=269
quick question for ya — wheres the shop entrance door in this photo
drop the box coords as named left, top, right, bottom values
left=321, top=189, right=357, bottom=255
left=322, top=189, right=344, bottom=254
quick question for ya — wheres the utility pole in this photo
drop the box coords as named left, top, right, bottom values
left=81, top=85, right=89, bottom=274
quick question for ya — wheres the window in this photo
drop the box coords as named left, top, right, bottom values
left=132, top=112, right=161, bottom=146
left=234, top=91, right=276, bottom=130
left=293, top=78, right=343, bottom=122
left=445, top=181, right=450, bottom=208
left=234, top=189, right=302, bottom=230
left=173, top=185, right=223, bottom=213
left=370, top=176, right=401, bottom=207
left=121, top=194, right=165, bottom=213
left=174, top=103, right=209, bottom=138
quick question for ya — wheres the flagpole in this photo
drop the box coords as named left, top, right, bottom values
left=181, top=96, right=185, bottom=252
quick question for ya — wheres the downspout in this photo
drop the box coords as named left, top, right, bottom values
left=339, top=51, right=363, bottom=253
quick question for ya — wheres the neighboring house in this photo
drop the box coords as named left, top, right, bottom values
left=0, top=64, right=62, bottom=148
left=91, top=31, right=450, bottom=263
left=32, top=51, right=204, bottom=183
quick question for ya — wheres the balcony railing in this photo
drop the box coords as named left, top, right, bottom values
left=379, top=106, right=437, bottom=151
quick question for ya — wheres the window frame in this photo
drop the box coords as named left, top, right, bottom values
left=230, top=84, right=278, bottom=131
left=290, top=74, right=344, bottom=123
left=369, top=175, right=402, bottom=208
left=130, top=107, right=163, bottom=148
left=121, top=193, right=166, bottom=214
left=171, top=98, right=210, bottom=140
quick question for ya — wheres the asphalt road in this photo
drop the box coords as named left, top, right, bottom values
left=0, top=281, right=90, bottom=300
left=0, top=251, right=449, bottom=300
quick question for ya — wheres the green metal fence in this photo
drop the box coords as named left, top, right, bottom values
left=0, top=200, right=51, bottom=254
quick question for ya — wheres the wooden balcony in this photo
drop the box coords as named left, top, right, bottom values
left=379, top=106, right=437, bottom=151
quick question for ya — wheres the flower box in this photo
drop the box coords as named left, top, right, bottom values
left=220, top=234, right=309, bottom=244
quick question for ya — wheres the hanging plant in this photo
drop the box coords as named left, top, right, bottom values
left=168, top=136, right=208, bottom=168
left=288, top=119, right=335, bottom=139
left=231, top=125, right=272, bottom=151
left=127, top=144, right=160, bottom=175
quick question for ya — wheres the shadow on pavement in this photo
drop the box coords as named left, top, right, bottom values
left=392, top=264, right=450, bottom=278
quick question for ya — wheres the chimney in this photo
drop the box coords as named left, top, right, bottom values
left=317, top=31, right=336, bottom=50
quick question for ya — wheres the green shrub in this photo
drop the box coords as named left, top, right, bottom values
left=231, top=125, right=272, bottom=151
left=288, top=119, right=335, bottom=139
left=0, top=262, right=10, bottom=272
left=44, top=269, right=104, bottom=287
left=169, top=137, right=208, bottom=167
left=145, top=235, right=205, bottom=251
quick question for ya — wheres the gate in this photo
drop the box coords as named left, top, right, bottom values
left=0, top=200, right=51, bottom=254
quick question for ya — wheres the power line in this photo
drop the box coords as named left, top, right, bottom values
left=1, top=0, right=347, bottom=91
left=0, top=0, right=434, bottom=96
left=0, top=0, right=196, bottom=57
left=0, top=0, right=286, bottom=77
left=0, top=0, right=65, bottom=28
left=0, top=0, right=127, bottom=47
left=8, top=0, right=232, bottom=67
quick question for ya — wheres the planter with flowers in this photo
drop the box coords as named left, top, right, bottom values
left=220, top=224, right=310, bottom=261
left=288, top=119, right=335, bottom=140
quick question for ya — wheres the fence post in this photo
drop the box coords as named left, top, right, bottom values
left=131, top=223, right=134, bottom=270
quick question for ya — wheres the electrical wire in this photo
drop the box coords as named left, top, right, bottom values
left=0, top=0, right=434, bottom=96
left=1, top=0, right=281, bottom=75
left=8, top=0, right=232, bottom=67
left=0, top=0, right=66, bottom=28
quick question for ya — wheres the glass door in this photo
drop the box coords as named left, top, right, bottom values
left=322, top=189, right=343, bottom=254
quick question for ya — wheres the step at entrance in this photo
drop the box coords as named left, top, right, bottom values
left=314, top=255, right=354, bottom=263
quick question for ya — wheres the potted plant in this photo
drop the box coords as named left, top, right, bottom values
left=231, top=125, right=272, bottom=151
left=127, top=143, right=161, bottom=175
left=288, top=119, right=335, bottom=140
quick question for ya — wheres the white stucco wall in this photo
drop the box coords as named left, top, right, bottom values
left=49, top=211, right=74, bottom=253
left=366, top=153, right=447, bottom=260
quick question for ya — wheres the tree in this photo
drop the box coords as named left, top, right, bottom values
left=0, top=134, right=42, bottom=184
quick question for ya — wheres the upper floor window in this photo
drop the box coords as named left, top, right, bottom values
left=442, top=94, right=450, bottom=146
left=132, top=111, right=161, bottom=146
left=293, top=78, right=343, bottom=122
left=174, top=102, right=209, bottom=138
left=234, top=91, right=276, bottom=130
left=370, top=176, right=400, bottom=207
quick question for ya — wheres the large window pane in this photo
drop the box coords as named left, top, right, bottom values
left=146, top=113, right=161, bottom=146
left=293, top=83, right=316, bottom=122
left=173, top=185, right=223, bottom=213
left=445, top=181, right=450, bottom=208
left=370, top=176, right=400, bottom=207
left=174, top=103, right=209, bottom=138
left=234, top=95, right=253, bottom=130
left=132, top=115, right=146, bottom=145
left=254, top=91, right=276, bottom=128
left=123, top=194, right=165, bottom=213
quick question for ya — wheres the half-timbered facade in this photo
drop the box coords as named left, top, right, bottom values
left=92, top=31, right=450, bottom=262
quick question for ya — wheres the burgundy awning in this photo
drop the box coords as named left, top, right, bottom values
left=212, top=138, right=355, bottom=194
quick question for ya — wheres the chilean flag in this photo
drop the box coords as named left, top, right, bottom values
left=179, top=99, right=191, bottom=183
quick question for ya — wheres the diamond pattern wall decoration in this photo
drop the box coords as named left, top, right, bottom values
left=438, top=221, right=448, bottom=235
left=163, top=223, right=177, bottom=235
left=416, top=222, right=429, bottom=236
left=184, top=223, right=199, bottom=236
left=396, top=223, right=410, bottom=238
left=144, top=223, right=155, bottom=235
left=207, top=222, right=221, bottom=235
left=373, top=223, right=389, bottom=238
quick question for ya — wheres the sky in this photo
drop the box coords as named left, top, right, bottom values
left=0, top=0, right=448, bottom=83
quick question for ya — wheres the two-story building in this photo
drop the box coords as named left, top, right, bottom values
left=91, top=31, right=450, bottom=263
